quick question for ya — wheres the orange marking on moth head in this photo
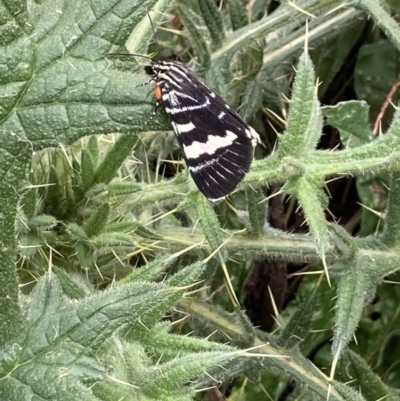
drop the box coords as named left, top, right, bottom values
left=155, top=85, right=162, bottom=100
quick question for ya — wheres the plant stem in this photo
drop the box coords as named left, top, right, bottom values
left=382, top=171, right=400, bottom=247
left=350, top=0, right=400, bottom=50
left=178, top=298, right=354, bottom=401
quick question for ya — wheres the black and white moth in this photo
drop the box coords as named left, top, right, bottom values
left=145, top=60, right=260, bottom=201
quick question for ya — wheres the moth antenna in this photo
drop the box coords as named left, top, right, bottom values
left=106, top=53, right=154, bottom=62
left=147, top=12, right=161, bottom=59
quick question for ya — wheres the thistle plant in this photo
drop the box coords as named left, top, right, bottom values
left=1, top=0, right=400, bottom=400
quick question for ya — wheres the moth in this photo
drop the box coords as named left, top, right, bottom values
left=145, top=60, right=260, bottom=201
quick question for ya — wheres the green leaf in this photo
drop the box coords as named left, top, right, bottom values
left=177, top=4, right=211, bottom=69
left=46, top=166, right=60, bottom=215
left=310, top=19, right=365, bottom=97
left=247, top=188, right=266, bottom=236
left=145, top=351, right=237, bottom=396
left=336, top=349, right=392, bottom=400
left=329, top=226, right=376, bottom=360
left=53, top=266, right=87, bottom=300
left=354, top=40, right=400, bottom=127
left=81, top=149, right=95, bottom=191
left=125, top=0, right=172, bottom=55
left=0, top=0, right=172, bottom=343
left=20, top=186, right=37, bottom=219
left=166, top=261, right=204, bottom=288
left=356, top=176, right=382, bottom=236
left=76, top=243, right=95, bottom=270
left=382, top=171, right=400, bottom=247
left=93, top=335, right=237, bottom=401
left=87, top=136, right=99, bottom=168
left=323, top=101, right=372, bottom=148
left=277, top=288, right=317, bottom=349
left=28, top=214, right=57, bottom=229
left=104, top=220, right=140, bottom=234
left=67, top=222, right=89, bottom=241
left=118, top=254, right=178, bottom=284
left=0, top=0, right=29, bottom=45
left=0, top=273, right=178, bottom=400
left=349, top=0, right=400, bottom=53
left=107, top=181, right=142, bottom=196
left=197, top=0, right=225, bottom=48
left=227, top=0, right=248, bottom=31
left=332, top=380, right=371, bottom=401
left=332, top=256, right=375, bottom=358
left=5, top=6, right=166, bottom=150
left=125, top=262, right=204, bottom=339
left=84, top=202, right=110, bottom=238
left=90, top=232, right=135, bottom=248
left=135, top=224, right=163, bottom=240
left=212, top=4, right=290, bottom=64
left=94, top=135, right=139, bottom=185
left=279, top=53, right=321, bottom=157
left=139, top=322, right=233, bottom=358
left=240, top=79, right=263, bottom=121
left=0, top=140, right=32, bottom=342
left=195, top=193, right=223, bottom=252
left=285, top=176, right=329, bottom=256
left=211, top=3, right=309, bottom=87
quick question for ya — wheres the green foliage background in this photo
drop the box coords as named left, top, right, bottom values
left=1, top=0, right=400, bottom=400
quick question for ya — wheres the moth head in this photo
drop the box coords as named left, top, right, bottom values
left=144, top=65, right=155, bottom=76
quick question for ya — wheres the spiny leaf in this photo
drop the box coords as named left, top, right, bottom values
left=0, top=273, right=179, bottom=400
left=332, top=257, right=368, bottom=358
left=84, top=202, right=110, bottom=238
left=166, top=261, right=204, bottom=288
left=139, top=322, right=233, bottom=358
left=20, top=186, right=37, bottom=219
left=323, top=101, right=371, bottom=148
left=118, top=254, right=178, bottom=284
left=90, top=232, right=135, bottom=248
left=285, top=176, right=329, bottom=256
left=0, top=0, right=172, bottom=343
left=125, top=0, right=172, bottom=55
left=92, top=336, right=236, bottom=401
left=277, top=288, right=317, bottom=349
left=247, top=187, right=266, bottom=236
left=197, top=0, right=225, bottom=48
left=240, top=79, right=263, bottom=121
left=279, top=53, right=321, bottom=157
left=81, top=149, right=95, bottom=191
left=145, top=351, right=237, bottom=394
left=177, top=4, right=211, bottom=69
left=53, top=266, right=87, bottom=300
left=211, top=4, right=296, bottom=84
left=227, top=0, right=248, bottom=31
left=94, top=135, right=139, bottom=185
left=195, top=193, right=223, bottom=252
left=87, top=136, right=99, bottom=167
left=336, top=349, right=392, bottom=400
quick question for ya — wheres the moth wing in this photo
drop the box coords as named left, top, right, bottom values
left=160, top=70, right=258, bottom=200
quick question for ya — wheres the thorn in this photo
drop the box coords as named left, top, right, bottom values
left=322, top=253, right=331, bottom=287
